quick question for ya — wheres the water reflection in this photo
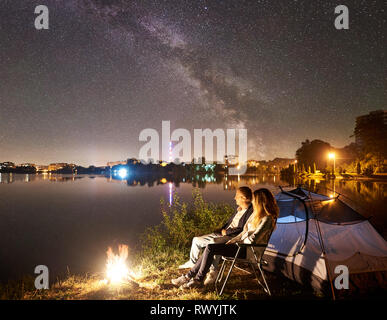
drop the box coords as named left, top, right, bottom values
left=2, top=173, right=384, bottom=214
left=284, top=176, right=387, bottom=212
left=281, top=175, right=386, bottom=238
left=1, top=173, right=384, bottom=196
left=0, top=173, right=385, bottom=232
left=0, top=172, right=385, bottom=281
left=0, top=173, right=85, bottom=183
left=169, top=182, right=173, bottom=206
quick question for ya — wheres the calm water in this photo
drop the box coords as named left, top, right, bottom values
left=0, top=173, right=385, bottom=281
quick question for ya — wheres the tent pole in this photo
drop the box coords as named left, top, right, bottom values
left=314, top=218, right=336, bottom=300
left=306, top=188, right=336, bottom=300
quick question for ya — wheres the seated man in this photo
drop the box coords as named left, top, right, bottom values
left=177, top=186, right=253, bottom=284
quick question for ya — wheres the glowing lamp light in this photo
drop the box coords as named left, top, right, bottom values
left=328, top=153, right=335, bottom=159
left=118, top=168, right=128, bottom=179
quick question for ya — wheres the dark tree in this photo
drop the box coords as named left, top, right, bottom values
left=295, top=139, right=332, bottom=171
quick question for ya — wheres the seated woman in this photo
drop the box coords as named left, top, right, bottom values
left=172, top=188, right=279, bottom=289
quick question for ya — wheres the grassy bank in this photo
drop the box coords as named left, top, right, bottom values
left=1, top=189, right=317, bottom=300
left=1, top=256, right=313, bottom=300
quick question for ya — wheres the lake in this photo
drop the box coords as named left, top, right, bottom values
left=0, top=173, right=385, bottom=282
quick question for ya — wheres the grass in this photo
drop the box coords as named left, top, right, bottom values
left=1, top=257, right=315, bottom=300
left=1, top=189, right=321, bottom=300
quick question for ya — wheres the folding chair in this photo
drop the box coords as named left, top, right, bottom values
left=215, top=242, right=272, bottom=296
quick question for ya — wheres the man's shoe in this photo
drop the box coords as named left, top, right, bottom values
left=171, top=274, right=191, bottom=286
left=178, top=261, right=195, bottom=269
left=204, top=269, right=219, bottom=286
left=180, top=278, right=204, bottom=289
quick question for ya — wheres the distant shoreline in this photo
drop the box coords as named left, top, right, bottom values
left=1, top=171, right=386, bottom=183
left=297, top=173, right=387, bottom=181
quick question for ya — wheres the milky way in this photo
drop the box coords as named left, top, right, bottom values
left=0, top=0, right=385, bottom=165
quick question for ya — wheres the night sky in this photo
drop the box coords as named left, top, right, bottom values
left=0, top=0, right=385, bottom=166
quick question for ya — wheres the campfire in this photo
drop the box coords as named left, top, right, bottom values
left=105, top=244, right=140, bottom=287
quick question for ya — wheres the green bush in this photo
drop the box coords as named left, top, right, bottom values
left=140, top=188, right=234, bottom=262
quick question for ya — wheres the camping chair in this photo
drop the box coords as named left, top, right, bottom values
left=215, top=242, right=272, bottom=296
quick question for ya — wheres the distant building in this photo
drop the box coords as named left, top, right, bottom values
left=0, top=162, right=15, bottom=169
left=36, top=165, right=49, bottom=172
left=127, top=158, right=140, bottom=165
left=48, top=163, right=68, bottom=171
left=247, top=160, right=260, bottom=168
left=355, top=110, right=387, bottom=146
left=224, top=155, right=238, bottom=166
left=354, top=110, right=387, bottom=156
left=19, top=163, right=36, bottom=168
left=107, top=160, right=127, bottom=168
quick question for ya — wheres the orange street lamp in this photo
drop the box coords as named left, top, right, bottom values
left=328, top=152, right=335, bottom=174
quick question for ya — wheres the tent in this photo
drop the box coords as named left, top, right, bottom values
left=263, top=187, right=387, bottom=297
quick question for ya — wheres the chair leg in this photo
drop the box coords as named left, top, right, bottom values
left=215, top=259, right=227, bottom=293
left=250, top=263, right=267, bottom=292
left=218, top=259, right=227, bottom=282
left=250, top=247, right=271, bottom=296
left=217, top=247, right=240, bottom=296
left=249, top=262, right=265, bottom=289
left=215, top=259, right=227, bottom=294
left=258, top=264, right=271, bottom=296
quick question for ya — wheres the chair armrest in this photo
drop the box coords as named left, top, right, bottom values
left=236, top=243, right=267, bottom=248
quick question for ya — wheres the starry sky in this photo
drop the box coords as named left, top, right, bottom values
left=0, top=0, right=385, bottom=166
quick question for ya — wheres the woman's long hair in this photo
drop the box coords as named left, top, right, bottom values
left=251, top=188, right=279, bottom=229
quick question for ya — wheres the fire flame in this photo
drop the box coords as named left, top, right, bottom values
left=104, top=244, right=142, bottom=285
left=106, top=244, right=130, bottom=284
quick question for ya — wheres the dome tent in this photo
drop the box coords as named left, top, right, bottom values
left=262, top=187, right=387, bottom=298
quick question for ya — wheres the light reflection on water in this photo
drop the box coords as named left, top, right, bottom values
left=0, top=173, right=385, bottom=281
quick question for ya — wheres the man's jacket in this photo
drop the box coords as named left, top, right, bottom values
left=220, top=204, right=253, bottom=237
